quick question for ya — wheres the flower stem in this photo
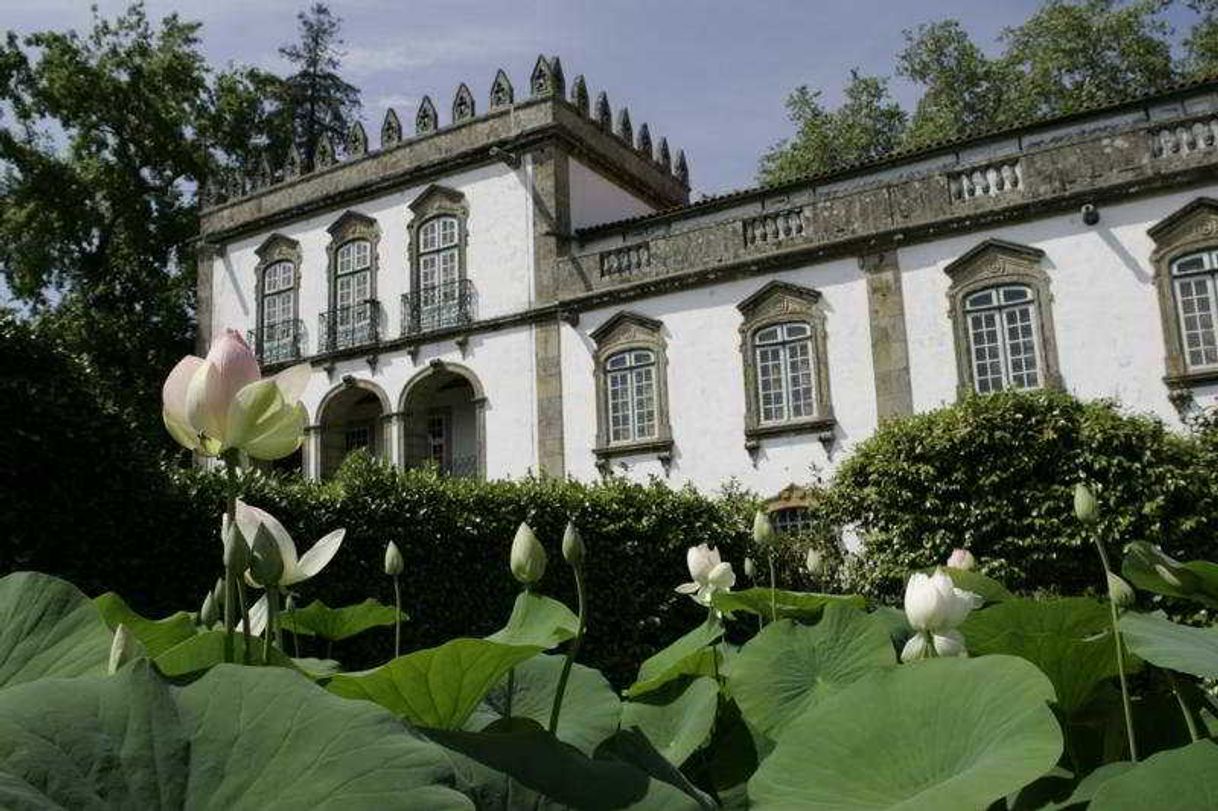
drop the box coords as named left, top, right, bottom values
left=1093, top=537, right=1138, bottom=762
left=768, top=553, right=777, bottom=625
left=505, top=667, right=515, bottom=719
left=264, top=588, right=279, bottom=663
left=549, top=565, right=587, bottom=735
left=1167, top=670, right=1201, bottom=743
left=392, top=575, right=402, bottom=658
left=222, top=451, right=241, bottom=664
left=236, top=576, right=251, bottom=665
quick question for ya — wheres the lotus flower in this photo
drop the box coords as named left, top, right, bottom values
left=384, top=540, right=404, bottom=576
left=901, top=568, right=981, bottom=662
left=946, top=548, right=976, bottom=571
left=236, top=500, right=344, bottom=589
left=676, top=544, right=736, bottom=606
left=162, top=329, right=309, bottom=459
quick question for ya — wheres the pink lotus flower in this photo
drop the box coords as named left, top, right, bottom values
left=946, top=548, right=976, bottom=571
left=162, top=329, right=309, bottom=459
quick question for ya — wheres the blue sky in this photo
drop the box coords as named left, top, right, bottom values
left=0, top=0, right=1208, bottom=196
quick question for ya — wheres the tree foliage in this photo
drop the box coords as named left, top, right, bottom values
left=761, top=0, right=1195, bottom=184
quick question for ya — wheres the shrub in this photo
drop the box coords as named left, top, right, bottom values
left=824, top=389, right=1218, bottom=599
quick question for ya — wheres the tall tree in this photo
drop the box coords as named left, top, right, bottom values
left=759, top=71, right=907, bottom=186
left=998, top=0, right=1176, bottom=120
left=1183, top=0, right=1218, bottom=76
left=0, top=3, right=289, bottom=448
left=898, top=21, right=1013, bottom=148
left=278, top=3, right=360, bottom=171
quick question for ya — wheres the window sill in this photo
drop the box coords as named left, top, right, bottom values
left=593, top=437, right=674, bottom=460
left=1164, top=368, right=1218, bottom=389
left=744, top=416, right=836, bottom=445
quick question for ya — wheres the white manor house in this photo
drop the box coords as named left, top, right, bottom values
left=198, top=55, right=1218, bottom=501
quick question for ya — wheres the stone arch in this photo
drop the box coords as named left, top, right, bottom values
left=315, top=376, right=392, bottom=479
left=397, top=360, right=487, bottom=479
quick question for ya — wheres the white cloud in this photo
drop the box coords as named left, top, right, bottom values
left=341, top=28, right=536, bottom=78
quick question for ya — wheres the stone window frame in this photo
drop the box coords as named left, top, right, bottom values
left=944, top=238, right=1062, bottom=398
left=325, top=210, right=382, bottom=316
left=406, top=185, right=471, bottom=333
left=589, top=311, right=674, bottom=464
left=253, top=233, right=302, bottom=361
left=737, top=281, right=835, bottom=443
left=1148, top=197, right=1218, bottom=391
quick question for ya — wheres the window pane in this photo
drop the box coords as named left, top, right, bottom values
left=786, top=339, right=816, bottom=418
left=420, top=221, right=439, bottom=252
left=783, top=323, right=811, bottom=339
left=1001, top=286, right=1031, bottom=304
left=755, top=326, right=781, bottom=344
left=608, top=370, right=632, bottom=442
left=439, top=217, right=458, bottom=247
left=965, top=290, right=995, bottom=310
left=757, top=345, right=787, bottom=423
left=1176, top=276, right=1218, bottom=368
left=1174, top=254, right=1208, bottom=275
left=264, top=261, right=294, bottom=294
left=969, top=311, right=1005, bottom=393
left=1003, top=305, right=1041, bottom=388
left=771, top=507, right=812, bottom=535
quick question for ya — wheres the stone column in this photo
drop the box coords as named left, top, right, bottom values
left=381, top=411, right=404, bottom=468
left=860, top=251, right=914, bottom=420
left=302, top=424, right=323, bottom=480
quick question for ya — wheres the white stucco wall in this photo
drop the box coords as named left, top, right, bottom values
left=898, top=184, right=1218, bottom=425
left=561, top=258, right=876, bottom=493
left=208, top=161, right=532, bottom=347
left=568, top=158, right=655, bottom=231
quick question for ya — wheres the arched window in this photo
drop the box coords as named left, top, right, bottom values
left=418, top=215, right=462, bottom=330
left=335, top=238, right=373, bottom=346
left=964, top=284, right=1042, bottom=393
left=754, top=322, right=817, bottom=424
left=260, top=260, right=297, bottom=363
left=605, top=348, right=658, bottom=443
left=1169, top=249, right=1218, bottom=371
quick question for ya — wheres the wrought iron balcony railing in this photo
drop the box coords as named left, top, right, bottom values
left=247, top=319, right=303, bottom=365
left=318, top=300, right=379, bottom=353
left=401, top=279, right=476, bottom=336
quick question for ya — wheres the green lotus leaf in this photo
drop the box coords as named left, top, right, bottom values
left=486, top=591, right=578, bottom=649
left=154, top=629, right=296, bottom=679
left=1038, top=762, right=1135, bottom=811
left=428, top=719, right=704, bottom=810
left=1088, top=740, right=1218, bottom=810
left=279, top=597, right=403, bottom=641
left=960, top=597, right=1129, bottom=713
left=1121, top=541, right=1218, bottom=608
left=625, top=617, right=723, bottom=698
left=328, top=637, right=542, bottom=729
left=466, top=653, right=621, bottom=755
left=711, top=588, right=865, bottom=623
left=749, top=655, right=1063, bottom=811
left=0, top=661, right=472, bottom=809
left=727, top=603, right=896, bottom=738
left=0, top=571, right=112, bottom=689
left=621, top=676, right=719, bottom=765
left=1119, top=611, right=1218, bottom=679
left=937, top=566, right=1014, bottom=603
left=94, top=591, right=197, bottom=657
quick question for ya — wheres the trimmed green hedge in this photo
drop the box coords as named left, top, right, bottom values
left=825, top=389, right=1218, bottom=599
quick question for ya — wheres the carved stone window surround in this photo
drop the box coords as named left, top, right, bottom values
left=737, top=281, right=835, bottom=445
left=589, top=311, right=674, bottom=462
left=944, top=238, right=1062, bottom=398
left=254, top=233, right=303, bottom=361
left=407, top=185, right=471, bottom=333
left=1146, top=198, right=1218, bottom=405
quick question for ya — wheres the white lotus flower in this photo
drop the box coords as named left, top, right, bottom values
left=162, top=329, right=309, bottom=459
left=676, top=544, right=736, bottom=606
left=946, top=548, right=976, bottom=571
left=236, top=500, right=345, bottom=589
left=901, top=568, right=981, bottom=663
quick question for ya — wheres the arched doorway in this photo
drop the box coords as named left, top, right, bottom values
left=400, top=362, right=485, bottom=479
left=318, top=379, right=389, bottom=479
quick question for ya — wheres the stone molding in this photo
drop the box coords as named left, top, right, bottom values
left=736, top=281, right=834, bottom=443
left=253, top=233, right=304, bottom=348
left=589, top=311, right=674, bottom=461
left=860, top=251, right=913, bottom=420
left=944, top=238, right=1062, bottom=397
left=325, top=210, right=382, bottom=322
left=1149, top=196, right=1218, bottom=387
left=406, top=185, right=470, bottom=301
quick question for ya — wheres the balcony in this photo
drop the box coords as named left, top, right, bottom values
left=248, top=319, right=303, bottom=365
left=318, top=300, right=380, bottom=353
left=401, top=279, right=476, bottom=336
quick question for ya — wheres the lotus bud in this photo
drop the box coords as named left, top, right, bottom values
left=805, top=547, right=826, bottom=577
left=753, top=510, right=777, bottom=548
left=200, top=591, right=219, bottom=627
left=250, top=523, right=284, bottom=587
left=1107, top=572, right=1136, bottom=608
left=743, top=556, right=757, bottom=579
left=211, top=576, right=225, bottom=610
left=285, top=592, right=297, bottom=613
left=222, top=516, right=249, bottom=577
left=384, top=540, right=404, bottom=576
left=562, top=521, right=586, bottom=568
left=946, top=548, right=976, bottom=571
left=108, top=624, right=138, bottom=674
left=510, top=522, right=547, bottom=586
left=1074, top=483, right=1098, bottom=524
